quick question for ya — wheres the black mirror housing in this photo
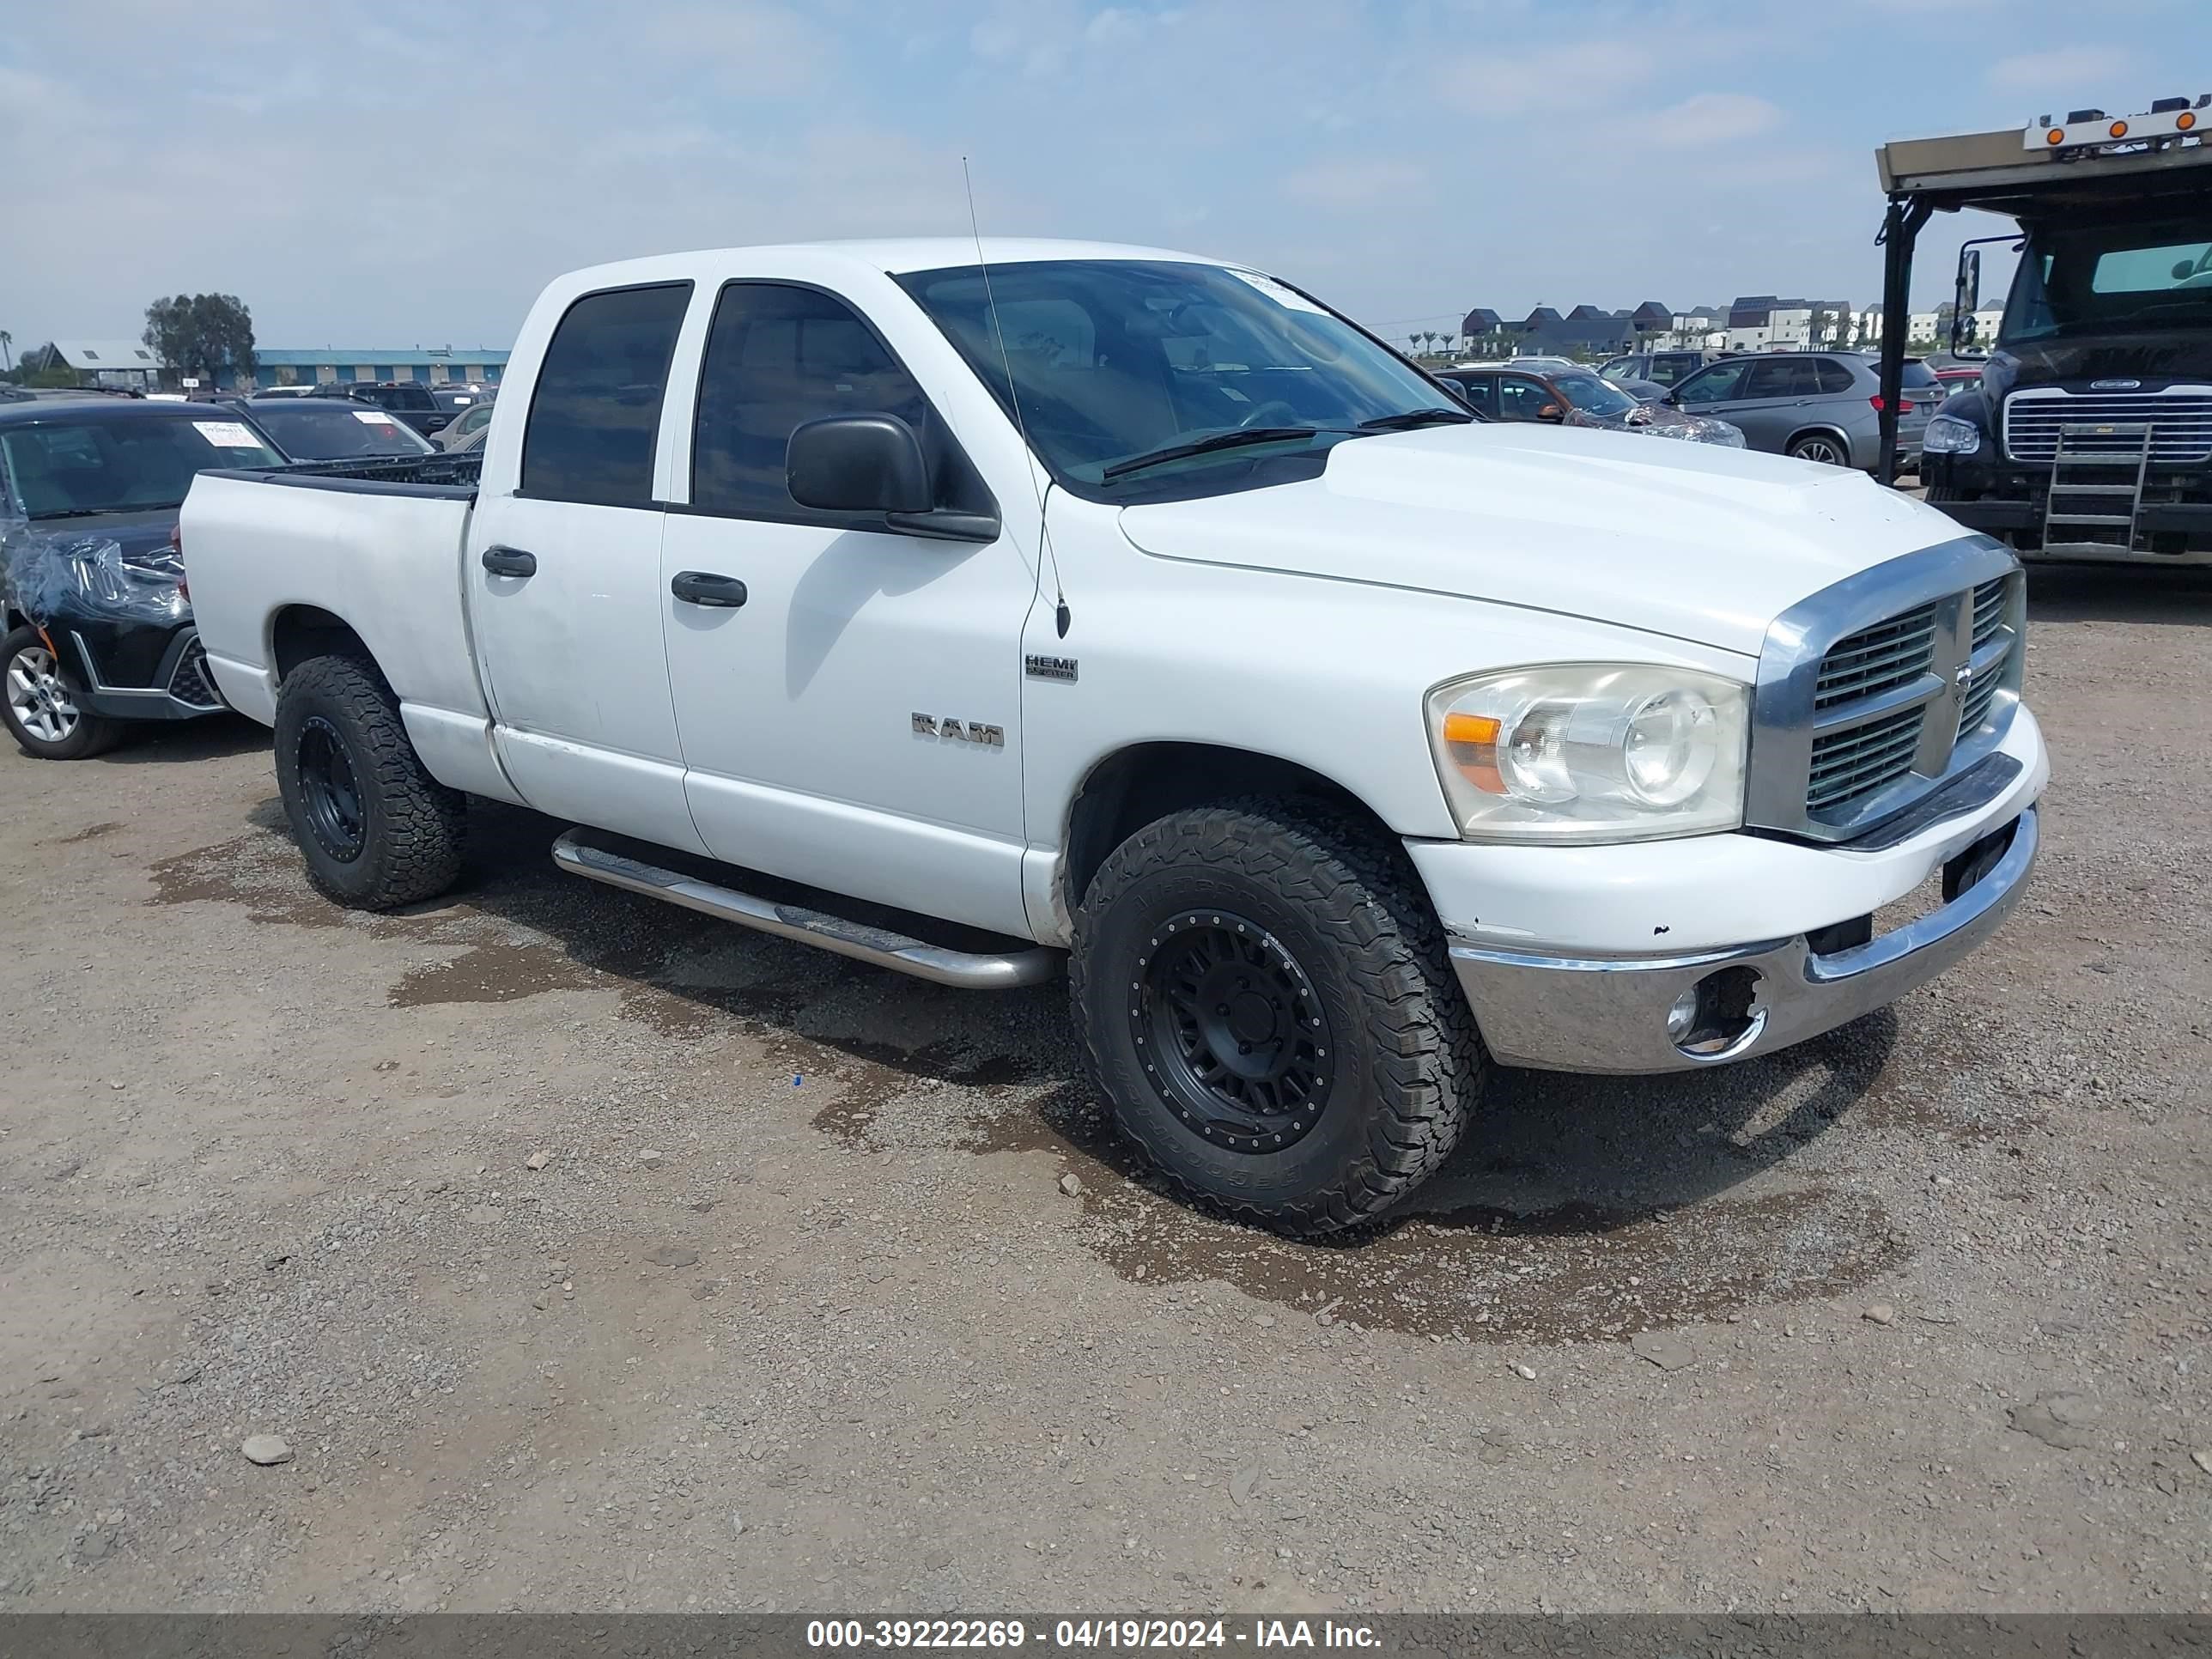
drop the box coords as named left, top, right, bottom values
left=787, top=413, right=934, bottom=515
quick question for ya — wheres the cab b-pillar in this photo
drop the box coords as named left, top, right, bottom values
left=1876, top=193, right=1934, bottom=487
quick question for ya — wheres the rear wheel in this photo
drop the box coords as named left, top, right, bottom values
left=273, top=653, right=465, bottom=908
left=1, top=626, right=121, bottom=760
left=1788, top=432, right=1851, bottom=467
left=1070, top=801, right=1483, bottom=1236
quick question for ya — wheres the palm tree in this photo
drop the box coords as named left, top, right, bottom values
left=0, top=330, right=12, bottom=374
left=1407, top=333, right=1424, bottom=356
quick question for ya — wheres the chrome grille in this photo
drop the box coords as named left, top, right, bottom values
left=168, top=639, right=222, bottom=709
left=2002, top=388, right=2212, bottom=465
left=1813, top=603, right=1938, bottom=712
left=1807, top=705, right=1923, bottom=813
left=1958, top=665, right=2003, bottom=738
left=1971, top=577, right=2006, bottom=648
left=1747, top=542, right=2024, bottom=844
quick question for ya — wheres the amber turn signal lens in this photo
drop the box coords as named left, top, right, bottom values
left=2181, top=112, right=2198, bottom=131
left=2109, top=120, right=2130, bottom=138
left=2046, top=128, right=2066, bottom=145
left=1442, top=712, right=1506, bottom=794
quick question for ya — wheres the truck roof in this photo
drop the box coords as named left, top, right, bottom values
left=555, top=237, right=1229, bottom=289
left=1876, top=123, right=2212, bottom=216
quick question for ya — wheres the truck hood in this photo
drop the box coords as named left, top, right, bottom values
left=1115, top=423, right=1960, bottom=657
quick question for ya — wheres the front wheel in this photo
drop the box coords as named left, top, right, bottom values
left=1, top=625, right=121, bottom=760
left=1070, top=802, right=1484, bottom=1236
left=1788, top=432, right=1851, bottom=467
left=273, top=653, right=465, bottom=908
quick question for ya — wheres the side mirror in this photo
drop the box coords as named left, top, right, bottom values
left=787, top=413, right=934, bottom=515
left=1950, top=249, right=1981, bottom=352
left=2177, top=259, right=2200, bottom=281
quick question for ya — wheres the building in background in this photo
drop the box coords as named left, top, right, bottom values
left=19, top=339, right=165, bottom=391
left=246, top=348, right=510, bottom=391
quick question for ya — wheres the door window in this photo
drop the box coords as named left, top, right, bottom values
left=1440, top=374, right=1496, bottom=416
left=1744, top=359, right=1820, bottom=398
left=1674, top=360, right=1753, bottom=404
left=520, top=282, right=692, bottom=506
left=1496, top=376, right=1555, bottom=421
left=691, top=283, right=933, bottom=520
left=1814, top=358, right=1856, bottom=394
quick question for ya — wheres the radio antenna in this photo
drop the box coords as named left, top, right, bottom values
left=964, top=156, right=1069, bottom=638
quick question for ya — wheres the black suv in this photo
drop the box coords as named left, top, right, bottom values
left=308, top=380, right=450, bottom=437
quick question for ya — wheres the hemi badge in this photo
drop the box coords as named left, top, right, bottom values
left=2089, top=379, right=2142, bottom=391
left=1025, top=653, right=1079, bottom=683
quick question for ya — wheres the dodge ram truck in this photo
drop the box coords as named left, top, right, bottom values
left=179, top=240, right=2048, bottom=1234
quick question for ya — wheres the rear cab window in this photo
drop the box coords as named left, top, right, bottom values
left=521, top=283, right=693, bottom=505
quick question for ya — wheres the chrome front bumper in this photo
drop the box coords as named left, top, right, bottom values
left=1449, top=806, right=2038, bottom=1074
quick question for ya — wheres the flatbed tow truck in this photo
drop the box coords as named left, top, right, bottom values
left=1875, top=94, right=2212, bottom=563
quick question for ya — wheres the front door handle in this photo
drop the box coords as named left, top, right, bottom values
left=481, top=545, right=537, bottom=578
left=671, top=570, right=748, bottom=609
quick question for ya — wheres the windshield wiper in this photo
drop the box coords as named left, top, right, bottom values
left=28, top=507, right=176, bottom=521
left=1101, top=426, right=1322, bottom=481
left=1357, top=407, right=1474, bottom=431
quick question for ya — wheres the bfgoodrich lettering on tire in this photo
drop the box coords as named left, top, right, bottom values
left=1070, top=800, right=1484, bottom=1236
left=273, top=654, right=465, bottom=909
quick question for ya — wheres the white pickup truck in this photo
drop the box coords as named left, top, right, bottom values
left=180, top=240, right=2047, bottom=1234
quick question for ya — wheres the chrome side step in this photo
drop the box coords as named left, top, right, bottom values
left=550, top=830, right=1060, bottom=991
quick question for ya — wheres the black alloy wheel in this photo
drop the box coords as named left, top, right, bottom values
left=1132, top=909, right=1334, bottom=1153
left=295, top=714, right=367, bottom=862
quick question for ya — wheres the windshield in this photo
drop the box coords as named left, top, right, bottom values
left=2002, top=213, right=2212, bottom=343
left=1550, top=372, right=1639, bottom=417
left=2, top=416, right=280, bottom=519
left=896, top=259, right=1458, bottom=495
left=252, top=403, right=434, bottom=459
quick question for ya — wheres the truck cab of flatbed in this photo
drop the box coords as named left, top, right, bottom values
left=1875, top=94, right=2212, bottom=563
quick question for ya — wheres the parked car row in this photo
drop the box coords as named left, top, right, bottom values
left=0, top=385, right=488, bottom=758
left=1433, top=363, right=1747, bottom=447
left=0, top=397, right=283, bottom=757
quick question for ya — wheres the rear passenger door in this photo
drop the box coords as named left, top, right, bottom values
left=1728, top=358, right=1822, bottom=452
left=656, top=282, right=1036, bottom=938
left=465, top=281, right=711, bottom=854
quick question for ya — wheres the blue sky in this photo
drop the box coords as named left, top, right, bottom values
left=1, top=0, right=2191, bottom=352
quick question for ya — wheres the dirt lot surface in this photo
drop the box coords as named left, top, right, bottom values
left=3, top=567, right=2209, bottom=1615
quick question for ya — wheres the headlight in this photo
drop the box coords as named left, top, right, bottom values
left=1923, top=414, right=1982, bottom=455
left=1425, top=664, right=1748, bottom=843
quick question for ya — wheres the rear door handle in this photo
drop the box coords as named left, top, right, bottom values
left=481, top=545, right=537, bottom=578
left=671, top=570, right=748, bottom=608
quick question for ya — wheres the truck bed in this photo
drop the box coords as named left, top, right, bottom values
left=180, top=457, right=501, bottom=804
left=203, top=452, right=483, bottom=495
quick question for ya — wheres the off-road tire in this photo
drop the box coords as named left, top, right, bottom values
left=1070, top=800, right=1484, bottom=1236
left=274, top=653, right=465, bottom=909
left=0, top=625, right=123, bottom=760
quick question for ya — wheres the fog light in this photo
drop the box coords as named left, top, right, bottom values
left=1665, top=986, right=1700, bottom=1040
left=1668, top=965, right=1767, bottom=1060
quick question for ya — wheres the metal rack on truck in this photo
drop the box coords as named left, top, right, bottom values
left=1874, top=94, right=2212, bottom=563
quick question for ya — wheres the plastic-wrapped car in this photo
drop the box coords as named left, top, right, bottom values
left=1436, top=366, right=1747, bottom=446
left=0, top=398, right=282, bottom=757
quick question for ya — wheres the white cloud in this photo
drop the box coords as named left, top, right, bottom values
left=647, top=3, right=823, bottom=89
left=1279, top=159, right=1428, bottom=210
left=1985, top=45, right=2136, bottom=94
left=1645, top=91, right=1783, bottom=149
left=1437, top=40, right=1646, bottom=115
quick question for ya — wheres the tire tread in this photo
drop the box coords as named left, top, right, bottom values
left=1069, top=799, right=1483, bottom=1237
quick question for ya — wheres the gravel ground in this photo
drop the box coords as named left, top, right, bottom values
left=3, top=564, right=2209, bottom=1614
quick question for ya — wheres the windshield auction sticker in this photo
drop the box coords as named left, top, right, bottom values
left=1224, top=270, right=1328, bottom=314
left=191, top=421, right=260, bottom=448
